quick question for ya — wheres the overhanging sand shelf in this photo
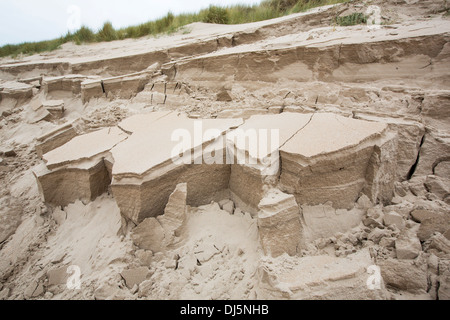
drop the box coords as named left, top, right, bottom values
left=34, top=127, right=128, bottom=205
left=111, top=113, right=243, bottom=224
left=34, top=111, right=397, bottom=232
left=279, top=113, right=397, bottom=209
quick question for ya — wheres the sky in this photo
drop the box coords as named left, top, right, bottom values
left=0, top=0, right=262, bottom=46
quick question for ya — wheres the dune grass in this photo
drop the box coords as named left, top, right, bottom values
left=334, top=12, right=367, bottom=26
left=0, top=0, right=349, bottom=58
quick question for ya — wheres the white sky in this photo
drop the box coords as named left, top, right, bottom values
left=0, top=0, right=262, bottom=46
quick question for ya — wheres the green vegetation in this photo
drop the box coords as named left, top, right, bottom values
left=73, top=26, right=96, bottom=44
left=97, top=22, right=118, bottom=42
left=202, top=6, right=229, bottom=24
left=0, top=37, right=68, bottom=58
left=334, top=12, right=367, bottom=26
left=0, top=0, right=349, bottom=58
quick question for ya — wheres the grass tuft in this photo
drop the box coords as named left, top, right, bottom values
left=334, top=12, right=368, bottom=26
left=73, top=26, right=96, bottom=44
left=96, top=22, right=118, bottom=42
left=201, top=6, right=230, bottom=24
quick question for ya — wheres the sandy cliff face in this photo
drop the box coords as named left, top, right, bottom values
left=0, top=0, right=449, bottom=300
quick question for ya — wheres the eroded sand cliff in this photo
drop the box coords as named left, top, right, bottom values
left=0, top=0, right=449, bottom=300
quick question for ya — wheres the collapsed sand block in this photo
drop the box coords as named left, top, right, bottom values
left=268, top=106, right=283, bottom=114
left=131, top=217, right=166, bottom=252
left=229, top=164, right=266, bottom=215
left=428, top=233, right=450, bottom=255
left=437, top=260, right=450, bottom=300
left=111, top=153, right=231, bottom=224
left=159, top=182, right=187, bottom=236
left=146, top=82, right=168, bottom=105
left=35, top=119, right=85, bottom=158
left=103, top=72, right=151, bottom=100
left=133, top=81, right=188, bottom=107
left=131, top=183, right=188, bottom=251
left=29, top=95, right=44, bottom=111
left=226, top=113, right=396, bottom=212
left=43, top=75, right=89, bottom=95
left=34, top=159, right=111, bottom=206
left=417, top=213, right=450, bottom=242
left=257, top=189, right=303, bottom=257
left=42, top=100, right=65, bottom=119
left=354, top=112, right=425, bottom=179
left=0, top=81, right=33, bottom=101
left=219, top=199, right=234, bottom=214
left=216, top=89, right=233, bottom=102
left=421, top=91, right=450, bottom=130
left=378, top=258, right=428, bottom=294
left=80, top=79, right=104, bottom=103
left=395, top=229, right=422, bottom=260
left=278, top=145, right=373, bottom=209
left=30, top=106, right=65, bottom=123
left=103, top=154, right=115, bottom=182
left=257, top=249, right=387, bottom=299
left=120, top=267, right=150, bottom=289
left=29, top=98, right=66, bottom=122
left=18, top=76, right=43, bottom=88
left=47, top=266, right=70, bottom=286
left=424, top=175, right=450, bottom=201
left=434, top=160, right=450, bottom=180
left=28, top=105, right=52, bottom=123
left=42, top=127, right=127, bottom=170
left=113, top=162, right=231, bottom=225
left=414, top=131, right=450, bottom=177
left=81, top=71, right=152, bottom=102
left=363, top=132, right=398, bottom=205
left=34, top=127, right=128, bottom=206
left=227, top=113, right=313, bottom=214
left=301, top=204, right=365, bottom=242
left=279, top=113, right=396, bottom=209
left=111, top=116, right=243, bottom=224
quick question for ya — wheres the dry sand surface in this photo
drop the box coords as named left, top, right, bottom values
left=0, top=0, right=450, bottom=300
